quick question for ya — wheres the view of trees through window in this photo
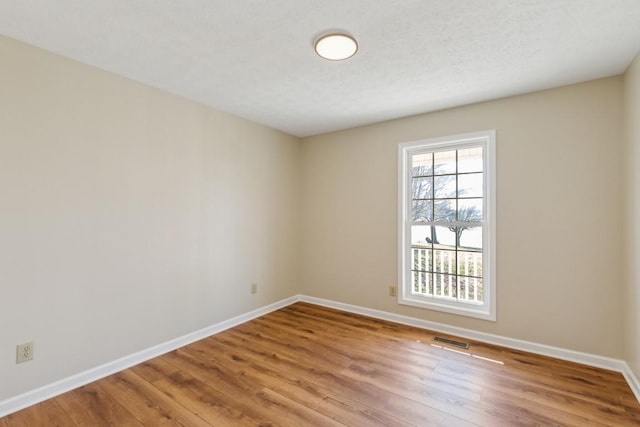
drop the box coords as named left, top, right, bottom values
left=410, top=147, right=484, bottom=304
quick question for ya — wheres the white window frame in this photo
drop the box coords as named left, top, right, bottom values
left=398, top=130, right=496, bottom=321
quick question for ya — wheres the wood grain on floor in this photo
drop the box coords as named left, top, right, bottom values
left=2, top=302, right=639, bottom=426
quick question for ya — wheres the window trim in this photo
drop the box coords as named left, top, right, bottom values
left=398, top=130, right=496, bottom=321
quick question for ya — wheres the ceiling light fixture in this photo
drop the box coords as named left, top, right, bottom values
left=314, top=33, right=358, bottom=61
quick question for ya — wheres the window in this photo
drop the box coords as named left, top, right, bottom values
left=398, top=130, right=496, bottom=320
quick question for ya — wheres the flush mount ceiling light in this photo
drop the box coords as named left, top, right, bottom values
left=314, top=33, right=358, bottom=61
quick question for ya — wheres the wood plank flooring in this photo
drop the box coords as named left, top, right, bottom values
left=2, top=302, right=639, bottom=426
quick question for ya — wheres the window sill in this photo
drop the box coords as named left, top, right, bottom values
left=398, top=294, right=496, bottom=321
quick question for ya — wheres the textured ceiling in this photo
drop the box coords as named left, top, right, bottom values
left=0, top=0, right=639, bottom=137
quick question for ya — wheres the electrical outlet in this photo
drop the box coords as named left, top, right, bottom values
left=251, top=283, right=258, bottom=294
left=16, top=342, right=34, bottom=364
left=389, top=285, right=397, bottom=297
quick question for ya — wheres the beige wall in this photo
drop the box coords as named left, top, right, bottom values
left=0, top=36, right=300, bottom=400
left=300, top=77, right=625, bottom=358
left=624, top=54, right=640, bottom=377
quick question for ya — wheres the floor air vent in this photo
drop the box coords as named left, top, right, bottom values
left=433, top=336, right=470, bottom=349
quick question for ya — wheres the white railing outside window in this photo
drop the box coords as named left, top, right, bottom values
left=411, top=244, right=483, bottom=303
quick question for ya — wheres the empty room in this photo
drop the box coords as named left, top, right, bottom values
left=2, top=1, right=640, bottom=425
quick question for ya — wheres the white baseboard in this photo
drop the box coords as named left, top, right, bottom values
left=0, top=295, right=299, bottom=418
left=3, top=293, right=639, bottom=418
left=299, top=295, right=640, bottom=403
left=622, top=362, right=640, bottom=403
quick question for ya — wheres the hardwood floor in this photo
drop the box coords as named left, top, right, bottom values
left=2, top=302, right=639, bottom=426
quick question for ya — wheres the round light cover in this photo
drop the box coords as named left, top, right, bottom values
left=314, top=34, right=358, bottom=61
